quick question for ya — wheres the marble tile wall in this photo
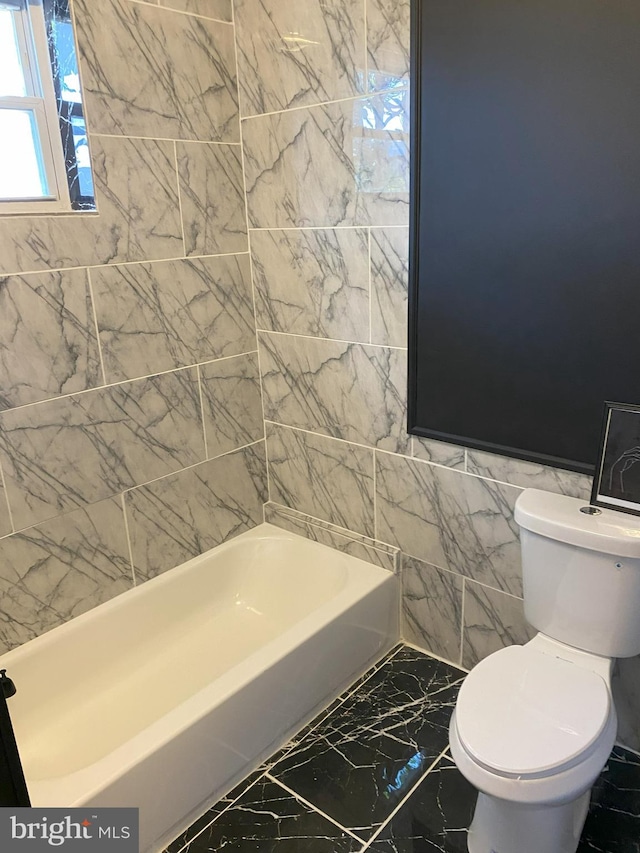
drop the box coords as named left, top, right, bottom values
left=0, top=0, right=266, bottom=654
left=234, top=0, right=640, bottom=753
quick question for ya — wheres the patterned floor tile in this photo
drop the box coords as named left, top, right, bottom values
left=368, top=755, right=476, bottom=852
left=176, top=777, right=364, bottom=852
left=269, top=650, right=464, bottom=840
left=578, top=745, right=640, bottom=852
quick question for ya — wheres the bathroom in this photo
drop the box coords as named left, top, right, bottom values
left=0, top=0, right=639, bottom=850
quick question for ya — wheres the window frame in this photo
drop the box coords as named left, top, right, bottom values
left=0, top=0, right=73, bottom=214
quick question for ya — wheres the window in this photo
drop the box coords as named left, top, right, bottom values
left=0, top=0, right=94, bottom=213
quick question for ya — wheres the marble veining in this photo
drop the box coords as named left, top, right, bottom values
left=0, top=368, right=205, bottom=531
left=412, top=437, right=466, bottom=470
left=462, top=580, right=534, bottom=670
left=75, top=0, right=239, bottom=141
left=234, top=0, right=364, bottom=117
left=125, top=442, right=267, bottom=580
left=0, top=269, right=102, bottom=410
left=243, top=97, right=409, bottom=228
left=177, top=142, right=248, bottom=257
left=375, top=453, right=523, bottom=596
left=0, top=478, right=11, bottom=538
left=266, top=423, right=375, bottom=537
left=251, top=228, right=369, bottom=341
left=91, top=256, right=256, bottom=382
left=370, top=227, right=409, bottom=348
left=466, top=449, right=592, bottom=499
left=264, top=501, right=397, bottom=572
left=259, top=332, right=409, bottom=453
left=199, top=353, right=264, bottom=458
left=0, top=136, right=183, bottom=275
left=366, top=0, right=410, bottom=93
left=0, top=498, right=132, bottom=654
left=402, top=555, right=464, bottom=664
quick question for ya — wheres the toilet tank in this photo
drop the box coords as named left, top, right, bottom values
left=515, top=489, right=640, bottom=658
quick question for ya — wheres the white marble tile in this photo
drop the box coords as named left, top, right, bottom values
left=0, top=269, right=102, bottom=409
left=0, top=477, right=11, bottom=538
left=264, top=501, right=397, bottom=572
left=402, top=555, right=463, bottom=664
left=0, top=499, right=132, bottom=653
left=76, top=0, right=239, bottom=141
left=259, top=331, right=409, bottom=453
left=0, top=136, right=183, bottom=275
left=366, top=0, right=410, bottom=92
left=0, top=368, right=205, bottom=530
left=467, top=449, right=592, bottom=499
left=177, top=143, right=248, bottom=256
left=462, top=580, right=534, bottom=669
left=370, top=227, right=409, bottom=347
left=125, top=442, right=267, bottom=579
left=159, top=0, right=232, bottom=21
left=91, top=255, right=256, bottom=382
left=412, top=437, right=466, bottom=470
left=200, top=352, right=264, bottom=458
left=243, top=96, right=410, bottom=228
left=234, top=0, right=364, bottom=117
left=376, top=453, right=523, bottom=596
left=251, top=228, right=369, bottom=341
left=266, top=423, right=375, bottom=537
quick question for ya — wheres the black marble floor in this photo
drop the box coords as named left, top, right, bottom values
left=164, top=645, right=640, bottom=853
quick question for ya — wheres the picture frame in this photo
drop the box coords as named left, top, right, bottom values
left=591, top=401, right=640, bottom=516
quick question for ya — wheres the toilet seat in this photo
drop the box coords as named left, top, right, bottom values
left=455, top=645, right=611, bottom=779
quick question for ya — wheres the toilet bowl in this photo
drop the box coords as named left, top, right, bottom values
left=449, top=489, right=640, bottom=853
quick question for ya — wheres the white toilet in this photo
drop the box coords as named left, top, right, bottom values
left=449, top=488, right=640, bottom=853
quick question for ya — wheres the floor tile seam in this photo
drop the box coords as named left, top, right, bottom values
left=167, top=769, right=269, bottom=853
left=264, top=772, right=365, bottom=843
left=358, top=746, right=452, bottom=850
left=267, top=643, right=406, bottom=767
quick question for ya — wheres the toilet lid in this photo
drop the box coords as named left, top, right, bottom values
left=456, top=646, right=611, bottom=778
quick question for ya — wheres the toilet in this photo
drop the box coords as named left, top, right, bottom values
left=449, top=488, right=640, bottom=853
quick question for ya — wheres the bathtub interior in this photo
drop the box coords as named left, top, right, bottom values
left=1, top=524, right=396, bottom=786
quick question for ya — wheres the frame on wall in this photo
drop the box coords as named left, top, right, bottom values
left=591, top=402, right=640, bottom=516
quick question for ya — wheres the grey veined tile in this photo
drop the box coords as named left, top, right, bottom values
left=200, top=352, right=264, bottom=458
left=259, top=331, right=409, bottom=453
left=243, top=95, right=409, bottom=228
left=0, top=498, right=132, bottom=654
left=370, top=227, right=409, bottom=347
left=75, top=0, right=239, bottom=141
left=234, top=0, right=365, bottom=117
left=158, top=0, right=232, bottom=21
left=462, top=580, right=534, bottom=670
left=125, top=442, right=268, bottom=580
left=267, top=423, right=375, bottom=537
left=177, top=142, right=248, bottom=257
left=251, top=228, right=369, bottom=341
left=0, top=269, right=102, bottom=410
left=467, top=449, right=592, bottom=500
left=0, top=477, right=11, bottom=538
left=0, top=136, right=183, bottom=276
left=91, top=255, right=256, bottom=383
left=0, top=368, right=205, bottom=531
left=402, top=554, right=464, bottom=664
left=412, top=436, right=466, bottom=470
left=376, top=453, right=523, bottom=596
left=366, top=0, right=410, bottom=92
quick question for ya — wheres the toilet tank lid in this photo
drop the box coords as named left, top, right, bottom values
left=514, top=489, right=640, bottom=557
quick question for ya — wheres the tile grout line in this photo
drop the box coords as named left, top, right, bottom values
left=368, top=227, right=373, bottom=344
left=363, top=0, right=369, bottom=94
left=257, top=327, right=407, bottom=351
left=195, top=364, right=209, bottom=460
left=127, top=0, right=234, bottom=25
left=0, top=458, right=16, bottom=535
left=249, top=225, right=409, bottom=232
left=359, top=746, right=453, bottom=850
left=459, top=578, right=467, bottom=668
left=373, top=448, right=378, bottom=540
left=240, top=85, right=410, bottom=122
left=264, top=774, right=366, bottom=843
left=92, top=132, right=241, bottom=145
left=0, top=350, right=259, bottom=413
left=401, top=640, right=469, bottom=673
left=86, top=268, right=108, bottom=387
left=173, top=140, right=187, bottom=257
left=230, top=2, right=272, bottom=503
left=119, top=492, right=137, bottom=587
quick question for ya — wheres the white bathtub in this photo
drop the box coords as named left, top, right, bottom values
left=0, top=523, right=398, bottom=851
